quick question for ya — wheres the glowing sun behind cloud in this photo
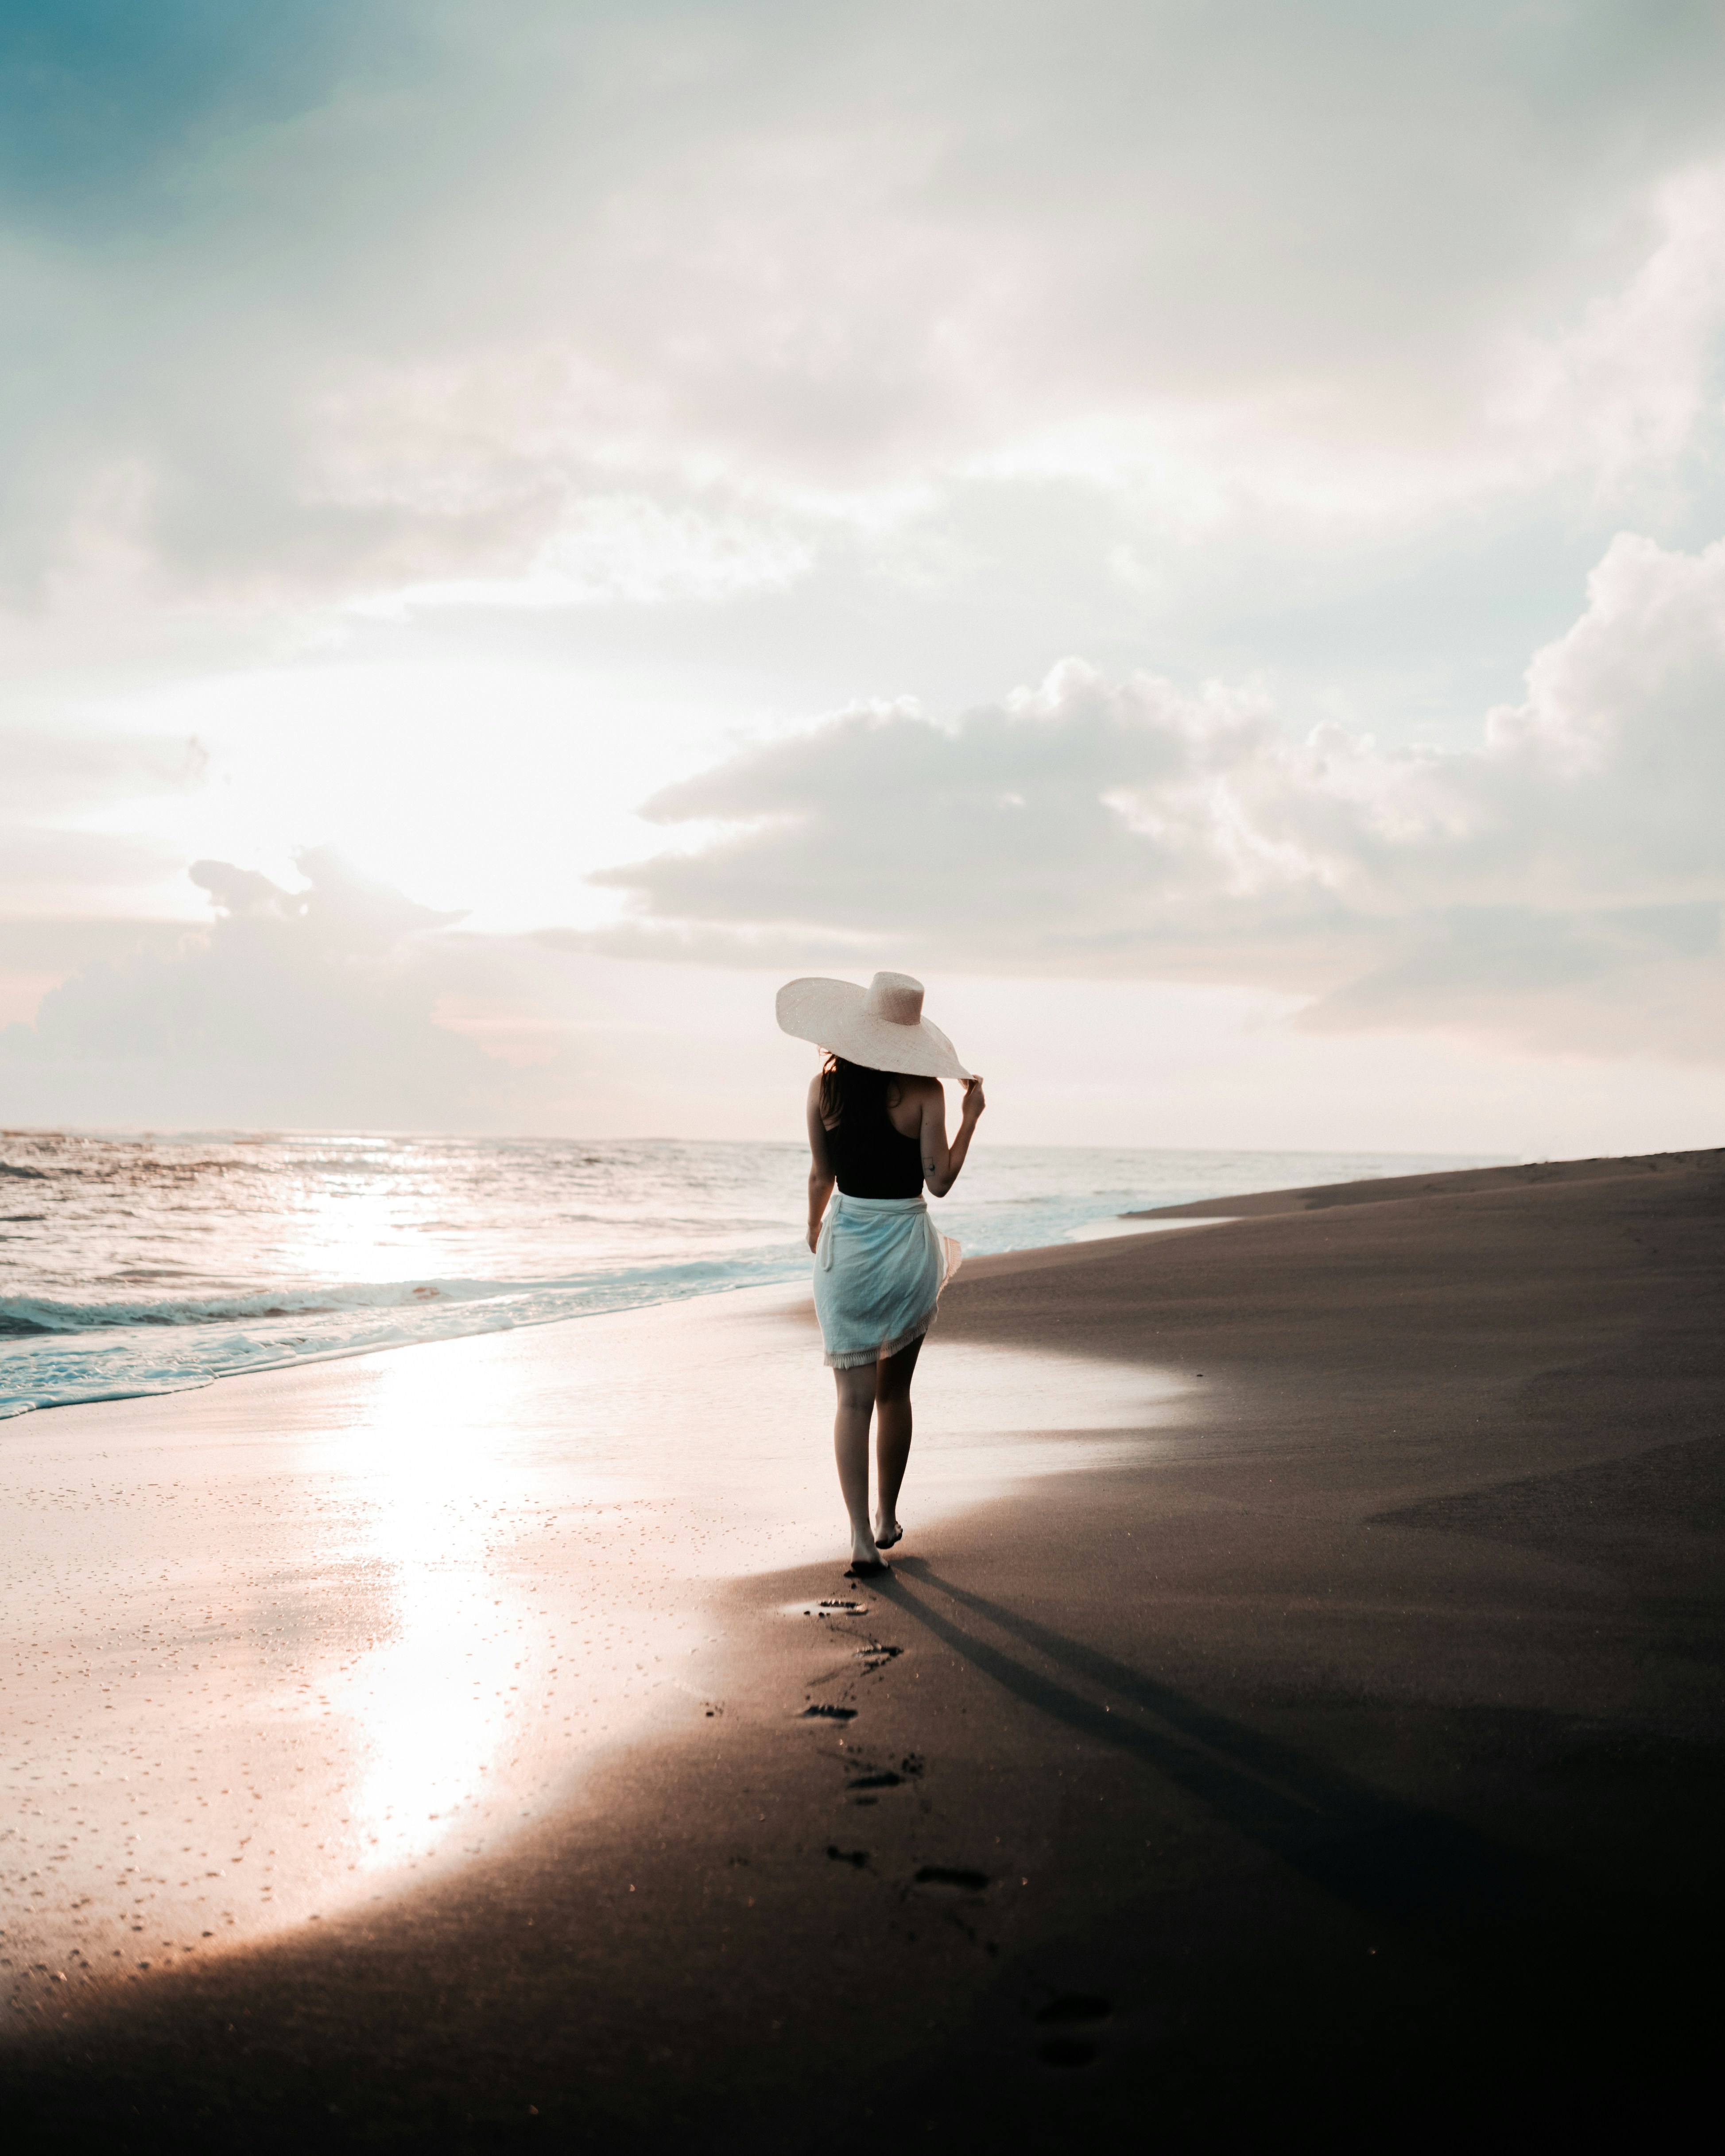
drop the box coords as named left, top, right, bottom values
left=2, top=1, right=1723, bottom=1152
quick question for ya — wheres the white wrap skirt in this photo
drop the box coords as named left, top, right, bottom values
left=813, top=1192, right=962, bottom=1370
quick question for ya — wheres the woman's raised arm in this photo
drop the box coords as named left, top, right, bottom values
left=920, top=1076, right=985, bottom=1198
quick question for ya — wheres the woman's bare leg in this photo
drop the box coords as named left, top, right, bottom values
left=874, top=1335, right=921, bottom=1548
left=833, top=1364, right=882, bottom=1565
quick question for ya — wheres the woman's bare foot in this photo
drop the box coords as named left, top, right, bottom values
left=849, top=1527, right=882, bottom=1567
left=875, top=1518, right=904, bottom=1550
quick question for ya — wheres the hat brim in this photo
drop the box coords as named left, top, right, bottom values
left=776, top=977, right=975, bottom=1082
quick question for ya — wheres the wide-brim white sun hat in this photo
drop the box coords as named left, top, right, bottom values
left=776, top=972, right=975, bottom=1082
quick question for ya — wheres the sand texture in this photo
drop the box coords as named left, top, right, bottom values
left=2, top=1148, right=1721, bottom=2150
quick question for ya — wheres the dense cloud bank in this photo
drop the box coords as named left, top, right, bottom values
left=4, top=2, right=1725, bottom=605
left=0, top=851, right=518, bottom=1128
left=592, top=533, right=1725, bottom=1061
left=4, top=528, right=1719, bottom=1128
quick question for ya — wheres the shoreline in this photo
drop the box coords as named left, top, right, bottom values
left=0, top=1140, right=1512, bottom=1425
left=3, top=1146, right=1721, bottom=2148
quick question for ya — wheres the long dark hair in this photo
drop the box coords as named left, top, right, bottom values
left=820, top=1053, right=896, bottom=1124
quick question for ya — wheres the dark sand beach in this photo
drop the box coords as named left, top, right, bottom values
left=4, top=1148, right=1721, bottom=2150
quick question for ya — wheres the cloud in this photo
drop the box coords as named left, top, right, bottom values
left=0, top=848, right=518, bottom=1127
left=1490, top=163, right=1725, bottom=487
left=0, top=855, right=841, bottom=1137
left=353, top=492, right=814, bottom=616
left=2, top=724, right=205, bottom=814
left=0, top=825, right=189, bottom=914
left=587, top=530, right=1725, bottom=1060
left=0, top=724, right=211, bottom=919
left=5, top=2, right=1725, bottom=614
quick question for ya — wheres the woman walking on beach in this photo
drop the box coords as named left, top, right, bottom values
left=777, top=972, right=985, bottom=1575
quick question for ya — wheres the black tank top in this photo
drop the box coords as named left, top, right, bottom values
left=824, top=1061, right=923, bottom=1199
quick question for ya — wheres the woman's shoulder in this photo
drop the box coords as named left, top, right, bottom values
left=886, top=1072, right=942, bottom=1107
left=808, top=1070, right=841, bottom=1132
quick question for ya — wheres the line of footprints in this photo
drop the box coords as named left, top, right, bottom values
left=798, top=1594, right=1115, bottom=2071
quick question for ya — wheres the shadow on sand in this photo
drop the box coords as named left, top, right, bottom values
left=880, top=1557, right=1536, bottom=1934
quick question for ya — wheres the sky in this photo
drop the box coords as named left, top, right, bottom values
left=2, top=0, right=1722, bottom=1154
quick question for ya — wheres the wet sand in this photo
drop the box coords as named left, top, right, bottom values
left=3, top=1148, right=1721, bottom=2149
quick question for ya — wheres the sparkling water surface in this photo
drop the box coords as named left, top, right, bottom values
left=0, top=1130, right=1507, bottom=1417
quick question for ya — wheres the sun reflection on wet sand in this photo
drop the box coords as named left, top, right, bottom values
left=1, top=1281, right=1187, bottom=2016
left=332, top=1346, right=537, bottom=1872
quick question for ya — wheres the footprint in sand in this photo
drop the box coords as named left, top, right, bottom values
left=912, top=1864, right=989, bottom=1892
left=846, top=1768, right=904, bottom=1792
left=1034, top=1993, right=1112, bottom=2069
left=799, top=1703, right=857, bottom=1721
left=843, top=1746, right=923, bottom=1800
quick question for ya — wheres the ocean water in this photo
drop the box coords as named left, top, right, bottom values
left=0, top=1130, right=1506, bottom=1419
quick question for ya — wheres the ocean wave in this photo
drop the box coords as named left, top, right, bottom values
left=0, top=1310, right=55, bottom=1339
left=4, top=1281, right=478, bottom=1333
left=0, top=1254, right=806, bottom=1337
left=0, top=1249, right=812, bottom=1420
